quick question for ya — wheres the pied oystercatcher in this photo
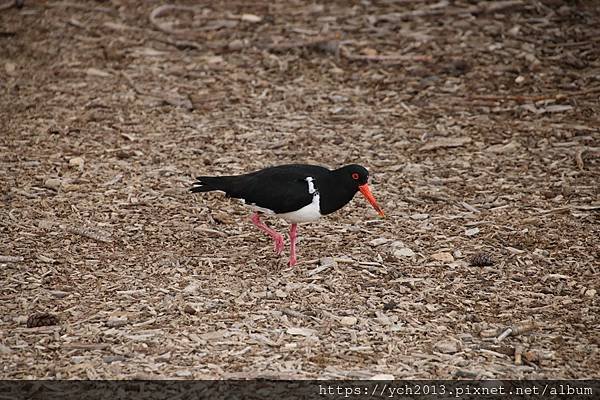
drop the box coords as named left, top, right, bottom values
left=191, top=164, right=384, bottom=266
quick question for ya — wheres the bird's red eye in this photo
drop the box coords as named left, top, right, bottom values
left=352, top=173, right=360, bottom=180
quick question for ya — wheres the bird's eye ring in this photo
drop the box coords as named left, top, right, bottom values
left=351, top=173, right=360, bottom=180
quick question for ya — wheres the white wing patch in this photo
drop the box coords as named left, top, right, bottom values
left=277, top=176, right=321, bottom=223
left=305, top=177, right=317, bottom=194
left=278, top=193, right=321, bottom=223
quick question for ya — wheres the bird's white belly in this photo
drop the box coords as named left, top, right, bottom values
left=277, top=193, right=322, bottom=223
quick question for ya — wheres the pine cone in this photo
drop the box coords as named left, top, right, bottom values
left=26, top=312, right=59, bottom=328
left=470, top=252, right=494, bottom=267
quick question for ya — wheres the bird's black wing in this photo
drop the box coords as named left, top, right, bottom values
left=192, top=164, right=330, bottom=214
left=229, top=165, right=329, bottom=214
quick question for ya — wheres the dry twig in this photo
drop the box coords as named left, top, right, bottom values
left=514, top=345, right=524, bottom=365
left=0, top=255, right=24, bottom=263
left=149, top=4, right=198, bottom=35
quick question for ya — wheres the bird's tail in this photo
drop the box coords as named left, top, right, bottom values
left=190, top=176, right=229, bottom=193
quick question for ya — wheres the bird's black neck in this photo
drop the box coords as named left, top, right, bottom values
left=317, top=172, right=358, bottom=215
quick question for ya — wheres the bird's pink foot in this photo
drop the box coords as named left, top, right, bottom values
left=288, top=223, right=298, bottom=267
left=288, top=255, right=297, bottom=267
left=273, top=234, right=285, bottom=255
left=251, top=213, right=286, bottom=256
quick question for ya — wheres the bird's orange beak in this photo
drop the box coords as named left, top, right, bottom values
left=359, top=184, right=385, bottom=217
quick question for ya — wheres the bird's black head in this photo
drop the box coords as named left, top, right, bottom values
left=337, top=164, right=370, bottom=187
left=332, top=164, right=384, bottom=217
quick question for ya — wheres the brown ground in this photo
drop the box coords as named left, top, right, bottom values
left=1, top=0, right=599, bottom=379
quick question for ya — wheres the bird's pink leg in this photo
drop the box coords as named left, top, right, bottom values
left=251, top=213, right=284, bottom=254
left=289, top=223, right=298, bottom=267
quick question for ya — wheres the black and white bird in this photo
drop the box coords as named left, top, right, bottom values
left=190, top=164, right=384, bottom=266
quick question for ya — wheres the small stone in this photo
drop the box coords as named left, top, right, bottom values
left=393, top=248, right=415, bottom=257
left=533, top=249, right=550, bottom=257
left=156, top=352, right=172, bottom=362
left=320, top=257, right=337, bottom=268
left=275, top=289, right=287, bottom=298
left=465, top=227, right=480, bottom=236
left=49, top=290, right=69, bottom=299
left=241, top=13, right=262, bottom=23
left=228, top=39, right=246, bottom=51
left=205, top=56, right=224, bottom=64
left=175, top=370, right=193, bottom=377
left=375, top=311, right=391, bottom=325
left=515, top=75, right=525, bottom=84
left=369, top=238, right=390, bottom=247
left=431, top=252, right=454, bottom=262
left=103, top=355, right=127, bottom=363
left=434, top=339, right=460, bottom=354
left=557, top=5, right=571, bottom=16
left=361, top=47, right=378, bottom=57
left=86, top=68, right=111, bottom=78
left=0, top=344, right=13, bottom=354
left=340, top=316, right=357, bottom=326
left=410, top=213, right=429, bottom=220
left=44, top=178, right=62, bottom=191
left=106, top=316, right=128, bottom=327
left=389, top=240, right=405, bottom=248
left=585, top=289, right=596, bottom=298
left=5, top=62, right=16, bottom=76
left=183, top=304, right=197, bottom=315
left=69, top=156, right=84, bottom=170
left=37, top=220, right=55, bottom=230
left=182, top=282, right=200, bottom=295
